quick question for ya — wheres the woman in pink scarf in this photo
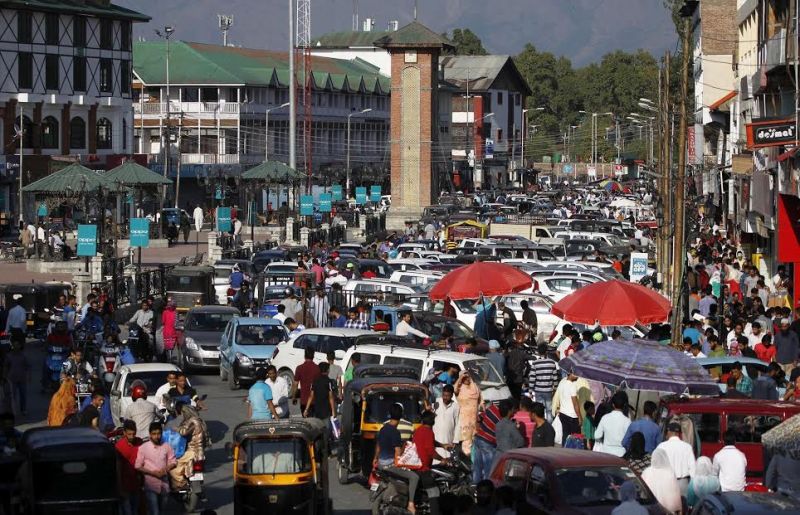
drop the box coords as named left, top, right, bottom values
left=162, top=300, right=178, bottom=362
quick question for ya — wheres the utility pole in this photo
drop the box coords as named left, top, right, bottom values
left=662, top=52, right=673, bottom=299
left=288, top=0, right=296, bottom=181
left=218, top=15, right=233, bottom=46
left=17, top=104, right=23, bottom=224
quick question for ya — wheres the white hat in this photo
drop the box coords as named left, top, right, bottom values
left=692, top=313, right=705, bottom=322
left=781, top=318, right=791, bottom=325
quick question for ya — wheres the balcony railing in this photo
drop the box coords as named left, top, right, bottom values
left=764, top=28, right=786, bottom=73
left=180, top=153, right=241, bottom=164
left=134, top=102, right=240, bottom=115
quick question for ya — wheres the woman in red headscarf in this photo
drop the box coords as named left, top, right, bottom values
left=162, top=299, right=178, bottom=362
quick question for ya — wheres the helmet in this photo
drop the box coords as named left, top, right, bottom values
left=131, top=381, right=147, bottom=401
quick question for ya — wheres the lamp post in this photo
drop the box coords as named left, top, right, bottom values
left=265, top=102, right=290, bottom=162
left=521, top=108, right=530, bottom=169
left=346, top=108, right=372, bottom=199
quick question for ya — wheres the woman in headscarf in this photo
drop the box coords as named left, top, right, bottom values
left=454, top=370, right=482, bottom=456
left=47, top=378, right=76, bottom=426
left=169, top=402, right=209, bottom=489
left=687, top=456, right=720, bottom=508
left=161, top=299, right=178, bottom=362
left=623, top=432, right=651, bottom=475
left=641, top=448, right=682, bottom=514
left=611, top=480, right=648, bottom=515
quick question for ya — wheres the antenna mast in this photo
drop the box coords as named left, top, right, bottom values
left=217, top=14, right=233, bottom=46
left=296, top=0, right=312, bottom=191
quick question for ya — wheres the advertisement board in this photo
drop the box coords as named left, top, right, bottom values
left=77, top=224, right=97, bottom=257
left=130, top=218, right=150, bottom=248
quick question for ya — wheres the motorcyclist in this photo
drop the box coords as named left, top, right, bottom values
left=168, top=402, right=209, bottom=490
left=61, top=347, right=94, bottom=381
left=127, top=300, right=154, bottom=361
left=229, top=264, right=245, bottom=292
left=231, top=282, right=253, bottom=315
left=46, top=320, right=72, bottom=348
left=77, top=301, right=104, bottom=336
left=122, top=382, right=158, bottom=440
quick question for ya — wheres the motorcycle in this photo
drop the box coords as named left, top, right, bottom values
left=370, top=447, right=474, bottom=515
left=97, top=343, right=121, bottom=390
left=42, top=344, right=68, bottom=392
left=163, top=398, right=206, bottom=512
left=126, top=324, right=152, bottom=362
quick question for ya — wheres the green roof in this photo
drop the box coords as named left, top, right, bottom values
left=0, top=0, right=149, bottom=21
left=314, top=30, right=392, bottom=48
left=241, top=161, right=303, bottom=182
left=134, top=41, right=389, bottom=94
left=22, top=163, right=114, bottom=193
left=373, top=21, right=453, bottom=49
left=105, top=161, right=172, bottom=186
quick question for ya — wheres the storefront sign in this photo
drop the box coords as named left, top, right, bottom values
left=130, top=218, right=150, bottom=248
left=77, top=224, right=97, bottom=257
left=216, top=207, right=232, bottom=232
left=746, top=117, right=798, bottom=148
left=331, top=185, right=343, bottom=201
left=355, top=187, right=367, bottom=205
left=370, top=185, right=381, bottom=203
left=629, top=252, right=649, bottom=283
left=319, top=193, right=332, bottom=213
left=300, top=195, right=314, bottom=216
left=37, top=203, right=47, bottom=217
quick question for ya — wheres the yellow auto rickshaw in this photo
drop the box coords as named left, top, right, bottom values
left=232, top=418, right=330, bottom=515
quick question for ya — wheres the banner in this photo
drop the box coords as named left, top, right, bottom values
left=77, top=224, right=97, bottom=257
left=746, top=117, right=798, bottom=149
left=355, top=187, right=367, bottom=205
left=216, top=207, right=232, bottom=232
left=370, top=185, right=381, bottom=203
left=319, top=193, right=332, bottom=213
left=331, top=185, right=343, bottom=201
left=300, top=195, right=314, bottom=216
left=129, top=218, right=150, bottom=248
left=629, top=252, right=649, bottom=283
left=37, top=203, right=48, bottom=217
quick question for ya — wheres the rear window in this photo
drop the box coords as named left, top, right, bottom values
left=383, top=357, right=422, bottom=378
left=239, top=438, right=310, bottom=475
left=727, top=414, right=783, bottom=443
left=124, top=371, right=178, bottom=395
left=235, top=324, right=286, bottom=346
left=186, top=312, right=236, bottom=331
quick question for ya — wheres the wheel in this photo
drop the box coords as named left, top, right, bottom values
left=278, top=368, right=294, bottom=387
left=228, top=369, right=239, bottom=390
left=220, top=363, right=228, bottom=382
left=337, top=461, right=349, bottom=485
left=183, top=491, right=199, bottom=513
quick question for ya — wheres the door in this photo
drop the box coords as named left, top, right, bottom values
left=219, top=323, right=233, bottom=370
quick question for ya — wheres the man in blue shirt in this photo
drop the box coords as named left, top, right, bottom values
left=229, top=264, right=245, bottom=290
left=247, top=368, right=278, bottom=420
left=329, top=306, right=347, bottom=328
left=4, top=296, right=27, bottom=338
left=682, top=320, right=702, bottom=345
left=437, top=365, right=458, bottom=386
left=622, top=401, right=662, bottom=453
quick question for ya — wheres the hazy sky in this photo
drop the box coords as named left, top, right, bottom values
left=119, top=0, right=677, bottom=67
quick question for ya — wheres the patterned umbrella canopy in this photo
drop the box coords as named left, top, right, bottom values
left=762, top=413, right=800, bottom=460
left=241, top=161, right=303, bottom=182
left=558, top=338, right=719, bottom=395
left=22, top=162, right=113, bottom=193
left=105, top=160, right=172, bottom=186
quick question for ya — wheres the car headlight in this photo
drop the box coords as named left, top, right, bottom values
left=185, top=337, right=198, bottom=351
left=235, top=352, right=252, bottom=365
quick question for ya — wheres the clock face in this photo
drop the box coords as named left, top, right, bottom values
left=404, top=50, right=417, bottom=63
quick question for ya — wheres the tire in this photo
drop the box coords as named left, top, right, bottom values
left=337, top=461, right=349, bottom=485
left=278, top=368, right=294, bottom=387
left=183, top=491, right=199, bottom=513
left=228, top=369, right=239, bottom=390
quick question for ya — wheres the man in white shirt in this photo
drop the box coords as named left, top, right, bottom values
left=154, top=371, right=178, bottom=412
left=432, top=385, right=460, bottom=446
left=556, top=373, right=582, bottom=446
left=713, top=430, right=747, bottom=492
left=193, top=205, right=204, bottom=232
left=265, top=365, right=290, bottom=418
left=396, top=311, right=429, bottom=339
left=655, top=423, right=696, bottom=495
left=593, top=393, right=630, bottom=457
left=747, top=321, right=764, bottom=347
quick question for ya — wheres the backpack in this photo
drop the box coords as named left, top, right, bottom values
left=563, top=433, right=586, bottom=450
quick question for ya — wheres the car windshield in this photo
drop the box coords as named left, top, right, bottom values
left=364, top=391, right=424, bottom=424
left=464, top=359, right=503, bottom=384
left=266, top=265, right=297, bottom=275
left=235, top=325, right=286, bottom=345
left=422, top=319, right=473, bottom=340
left=454, top=300, right=477, bottom=314
left=186, top=312, right=236, bottom=331
left=554, top=466, right=655, bottom=507
left=166, top=275, right=206, bottom=291
left=123, top=371, right=181, bottom=396
left=239, top=438, right=311, bottom=475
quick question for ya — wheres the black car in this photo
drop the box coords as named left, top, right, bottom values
left=691, top=492, right=800, bottom=515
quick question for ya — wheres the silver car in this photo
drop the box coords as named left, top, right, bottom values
left=175, top=306, right=240, bottom=370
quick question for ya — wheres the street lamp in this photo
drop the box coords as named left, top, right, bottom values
left=346, top=108, right=372, bottom=198
left=521, top=108, right=530, bottom=168
left=265, top=102, right=290, bottom=162
left=155, top=25, right=175, bottom=224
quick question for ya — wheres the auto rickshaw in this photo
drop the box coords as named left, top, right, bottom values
left=232, top=418, right=330, bottom=515
left=19, top=427, right=119, bottom=514
left=165, top=266, right=216, bottom=312
left=337, top=364, right=429, bottom=484
left=0, top=282, right=71, bottom=339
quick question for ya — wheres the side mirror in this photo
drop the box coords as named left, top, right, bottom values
left=110, top=390, right=121, bottom=398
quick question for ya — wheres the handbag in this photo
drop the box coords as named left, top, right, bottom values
left=395, top=441, right=422, bottom=469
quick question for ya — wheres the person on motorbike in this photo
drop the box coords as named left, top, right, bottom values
left=231, top=282, right=253, bottom=315
left=127, top=300, right=154, bottom=361
left=46, top=320, right=72, bottom=348
left=102, top=313, right=121, bottom=337
left=78, top=302, right=104, bottom=337
left=123, top=382, right=158, bottom=440
left=374, top=404, right=417, bottom=515
left=168, top=402, right=209, bottom=490
left=61, top=347, right=94, bottom=381
left=168, top=373, right=204, bottom=410
left=229, top=264, right=245, bottom=292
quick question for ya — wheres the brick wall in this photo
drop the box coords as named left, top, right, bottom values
left=701, top=0, right=737, bottom=55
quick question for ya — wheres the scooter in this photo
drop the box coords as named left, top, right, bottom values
left=42, top=344, right=68, bottom=392
left=97, top=343, right=121, bottom=390
left=163, top=398, right=206, bottom=512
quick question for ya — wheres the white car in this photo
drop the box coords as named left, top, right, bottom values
left=212, top=259, right=254, bottom=304
left=388, top=270, right=444, bottom=291
left=109, top=363, right=183, bottom=427
left=532, top=274, right=601, bottom=302
left=270, top=328, right=373, bottom=385
left=263, top=261, right=301, bottom=285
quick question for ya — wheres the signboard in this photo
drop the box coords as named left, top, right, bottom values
left=687, top=124, right=696, bottom=164
left=587, top=166, right=597, bottom=179
left=216, top=207, right=232, bottom=232
left=485, top=139, right=494, bottom=159
left=746, top=117, right=798, bottom=149
left=613, top=164, right=624, bottom=177
left=355, top=187, right=367, bottom=205
left=300, top=195, right=314, bottom=216
left=129, top=218, right=150, bottom=248
left=629, top=252, right=649, bottom=283
left=37, top=203, right=47, bottom=217
left=331, top=184, right=343, bottom=201
left=319, top=193, right=332, bottom=213
left=215, top=186, right=224, bottom=200
left=370, top=185, right=381, bottom=203
left=76, top=224, right=97, bottom=257
left=563, top=164, right=574, bottom=174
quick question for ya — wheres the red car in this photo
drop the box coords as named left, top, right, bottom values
left=662, top=398, right=800, bottom=482
left=490, top=448, right=666, bottom=514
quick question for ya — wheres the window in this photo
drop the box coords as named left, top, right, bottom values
left=41, top=116, right=59, bottom=149
left=497, top=129, right=503, bottom=141
left=503, top=459, right=530, bottom=488
left=241, top=438, right=310, bottom=475
left=73, top=17, right=86, bottom=47
left=100, top=19, right=113, bottom=49
left=17, top=11, right=32, bottom=44
left=350, top=352, right=380, bottom=367
left=497, top=92, right=503, bottom=105
left=99, top=59, right=113, bottom=92
left=45, top=55, right=59, bottom=90
left=726, top=414, right=782, bottom=443
left=69, top=117, right=86, bottom=149
left=45, top=13, right=59, bottom=44
left=96, top=118, right=112, bottom=149
left=120, top=60, right=130, bottom=94
left=122, top=118, right=127, bottom=150
left=73, top=56, right=86, bottom=91
left=120, top=21, right=131, bottom=51
left=683, top=413, right=721, bottom=443
left=18, top=52, right=33, bottom=89
left=383, top=357, right=422, bottom=378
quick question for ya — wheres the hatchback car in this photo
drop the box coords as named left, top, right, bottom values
left=175, top=305, right=240, bottom=371
left=218, top=317, right=288, bottom=390
left=109, top=363, right=183, bottom=427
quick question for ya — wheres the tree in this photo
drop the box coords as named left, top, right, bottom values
left=443, top=28, right=488, bottom=56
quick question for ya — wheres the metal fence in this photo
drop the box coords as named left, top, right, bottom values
left=92, top=264, right=175, bottom=308
left=365, top=213, right=386, bottom=241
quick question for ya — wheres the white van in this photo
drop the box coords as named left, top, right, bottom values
left=340, top=344, right=511, bottom=403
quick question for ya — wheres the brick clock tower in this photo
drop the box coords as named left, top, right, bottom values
left=375, top=22, right=452, bottom=229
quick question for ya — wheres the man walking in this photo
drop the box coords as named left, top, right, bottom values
left=310, top=287, right=330, bottom=329
left=472, top=401, right=501, bottom=484
left=622, top=401, right=661, bottom=453
left=525, top=343, right=559, bottom=421
left=775, top=318, right=799, bottom=375
left=247, top=368, right=278, bottom=420
left=654, top=423, right=696, bottom=496
left=555, top=373, right=582, bottom=446
left=116, top=420, right=141, bottom=515
left=432, top=384, right=460, bottom=446
left=135, top=422, right=177, bottom=515
left=713, top=430, right=747, bottom=492
left=193, top=204, right=204, bottom=232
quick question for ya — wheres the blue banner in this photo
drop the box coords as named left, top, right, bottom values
left=77, top=224, right=97, bottom=257
left=300, top=195, right=314, bottom=216
left=319, top=193, right=332, bottom=213
left=215, top=186, right=224, bottom=200
left=370, top=185, right=382, bottom=203
left=216, top=207, right=232, bottom=232
left=37, top=203, right=48, bottom=217
left=331, top=185, right=343, bottom=202
left=355, top=187, right=367, bottom=205
left=130, top=218, right=150, bottom=248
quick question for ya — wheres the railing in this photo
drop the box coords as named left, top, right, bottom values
left=339, top=211, right=359, bottom=226
left=292, top=222, right=301, bottom=243
left=134, top=101, right=241, bottom=115
left=180, top=153, right=240, bottom=165
left=365, top=213, right=386, bottom=241
left=101, top=256, right=128, bottom=279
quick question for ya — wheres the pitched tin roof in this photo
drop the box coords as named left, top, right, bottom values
left=314, top=30, right=392, bottom=48
left=0, top=0, right=149, bottom=21
left=440, top=55, right=532, bottom=96
left=133, top=41, right=389, bottom=93
left=373, top=21, right=453, bottom=49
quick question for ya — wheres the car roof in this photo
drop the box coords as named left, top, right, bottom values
left=500, top=448, right=628, bottom=468
left=213, top=259, right=252, bottom=267
left=23, top=427, right=111, bottom=450
left=186, top=305, right=241, bottom=314
left=121, top=363, right=181, bottom=373
left=233, top=317, right=283, bottom=326
left=348, top=344, right=486, bottom=362
left=291, top=328, right=374, bottom=337
left=665, top=398, right=800, bottom=414
left=265, top=261, right=299, bottom=267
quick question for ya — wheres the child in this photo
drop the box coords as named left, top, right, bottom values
left=582, top=400, right=596, bottom=450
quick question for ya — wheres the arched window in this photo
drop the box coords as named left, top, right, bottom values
left=96, top=117, right=112, bottom=149
left=18, top=115, right=33, bottom=149
left=41, top=116, right=59, bottom=149
left=70, top=117, right=86, bottom=149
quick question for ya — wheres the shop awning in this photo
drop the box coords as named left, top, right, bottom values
left=777, top=147, right=799, bottom=162
left=709, top=90, right=736, bottom=112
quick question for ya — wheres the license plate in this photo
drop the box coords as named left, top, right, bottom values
left=370, top=483, right=379, bottom=491
left=26, top=320, right=33, bottom=326
left=190, top=473, right=204, bottom=481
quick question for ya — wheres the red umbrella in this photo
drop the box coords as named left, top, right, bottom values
left=428, top=261, right=532, bottom=301
left=550, top=279, right=671, bottom=326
